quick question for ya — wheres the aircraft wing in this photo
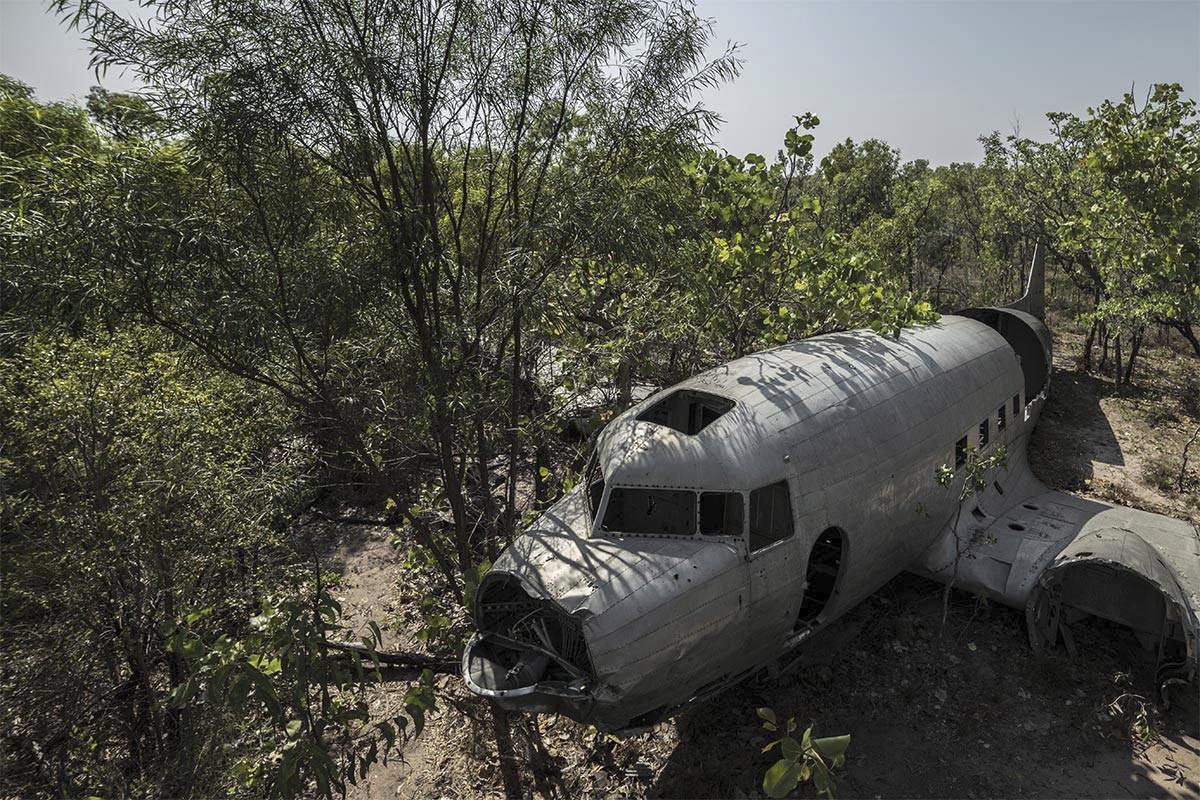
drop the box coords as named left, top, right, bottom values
left=915, top=447, right=1200, bottom=699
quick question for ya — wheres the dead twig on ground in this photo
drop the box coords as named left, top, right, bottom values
left=1178, top=424, right=1200, bottom=491
left=322, top=639, right=458, bottom=675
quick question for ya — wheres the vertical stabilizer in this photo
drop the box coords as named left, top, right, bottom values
left=1007, top=242, right=1046, bottom=319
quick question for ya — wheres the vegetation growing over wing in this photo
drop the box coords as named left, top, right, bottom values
left=0, top=1, right=1197, bottom=796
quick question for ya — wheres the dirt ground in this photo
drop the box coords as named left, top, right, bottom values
left=330, top=323, right=1200, bottom=799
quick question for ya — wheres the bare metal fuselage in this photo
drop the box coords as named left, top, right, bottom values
left=461, top=308, right=1199, bottom=731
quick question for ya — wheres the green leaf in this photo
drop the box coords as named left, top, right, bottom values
left=812, top=760, right=832, bottom=797
left=763, top=759, right=802, bottom=799
left=285, top=719, right=302, bottom=739
left=186, top=606, right=213, bottom=624
left=407, top=704, right=425, bottom=737
left=780, top=735, right=802, bottom=761
left=757, top=707, right=778, bottom=726
left=812, top=734, right=851, bottom=760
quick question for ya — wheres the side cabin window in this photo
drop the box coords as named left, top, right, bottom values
left=978, top=418, right=990, bottom=447
left=749, top=481, right=793, bottom=552
left=955, top=435, right=968, bottom=469
left=602, top=488, right=695, bottom=535
left=997, top=404, right=1007, bottom=432
left=637, top=390, right=734, bottom=435
left=1012, top=393, right=1021, bottom=418
left=700, top=492, right=744, bottom=536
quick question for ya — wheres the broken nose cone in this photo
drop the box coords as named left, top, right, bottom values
left=461, top=574, right=599, bottom=720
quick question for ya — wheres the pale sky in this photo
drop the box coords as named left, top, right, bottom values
left=2, top=0, right=1197, bottom=164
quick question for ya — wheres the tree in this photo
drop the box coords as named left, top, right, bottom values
left=0, top=329, right=312, bottom=796
left=983, top=83, right=1200, bottom=382
left=1068, top=83, right=1200, bottom=380
left=0, top=74, right=104, bottom=340
left=59, top=0, right=739, bottom=572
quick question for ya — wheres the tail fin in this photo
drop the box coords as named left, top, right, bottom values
left=1007, top=242, right=1046, bottom=320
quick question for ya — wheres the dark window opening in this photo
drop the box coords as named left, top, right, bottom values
left=997, top=404, right=1007, bottom=432
left=796, top=528, right=844, bottom=627
left=637, top=389, right=734, bottom=435
left=1013, top=393, right=1021, bottom=417
left=994, top=480, right=1005, bottom=495
left=979, top=418, right=990, bottom=447
left=971, top=506, right=986, bottom=521
left=749, top=481, right=793, bottom=551
left=602, top=488, right=695, bottom=535
left=955, top=436, right=968, bottom=469
left=586, top=455, right=605, bottom=520
left=700, top=492, right=744, bottom=536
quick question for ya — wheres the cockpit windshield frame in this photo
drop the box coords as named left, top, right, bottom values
left=593, top=485, right=747, bottom=539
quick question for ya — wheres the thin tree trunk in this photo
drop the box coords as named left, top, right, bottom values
left=490, top=703, right=524, bottom=799
left=1099, top=321, right=1111, bottom=371
left=617, top=359, right=632, bottom=408
left=505, top=297, right=522, bottom=538
left=1082, top=318, right=1098, bottom=371
left=1113, top=333, right=1123, bottom=386
left=1172, top=321, right=1200, bottom=357
left=1123, top=326, right=1143, bottom=385
left=475, top=415, right=497, bottom=540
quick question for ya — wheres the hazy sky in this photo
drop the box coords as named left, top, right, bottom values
left=696, top=0, right=1199, bottom=162
left=2, top=0, right=1197, bottom=164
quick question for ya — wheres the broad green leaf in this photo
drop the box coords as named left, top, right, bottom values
left=763, top=759, right=801, bottom=799
left=780, top=735, right=802, bottom=761
left=812, top=734, right=851, bottom=760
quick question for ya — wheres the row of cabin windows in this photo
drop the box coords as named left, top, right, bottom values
left=596, top=480, right=794, bottom=552
left=955, top=392, right=1022, bottom=469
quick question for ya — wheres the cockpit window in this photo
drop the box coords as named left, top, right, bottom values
left=636, top=389, right=734, bottom=435
left=699, top=491, right=744, bottom=536
left=602, top=488, right=696, bottom=535
left=749, top=481, right=793, bottom=551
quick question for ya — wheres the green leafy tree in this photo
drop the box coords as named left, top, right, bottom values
left=0, top=329, right=312, bottom=797
left=58, top=0, right=739, bottom=568
left=983, top=83, right=1200, bottom=381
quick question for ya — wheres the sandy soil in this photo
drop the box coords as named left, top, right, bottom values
left=330, top=325, right=1200, bottom=799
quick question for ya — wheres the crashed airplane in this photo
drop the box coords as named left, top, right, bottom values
left=461, top=248, right=1200, bottom=732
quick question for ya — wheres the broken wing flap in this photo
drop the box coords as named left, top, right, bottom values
left=916, top=476, right=1200, bottom=704
left=1025, top=527, right=1200, bottom=700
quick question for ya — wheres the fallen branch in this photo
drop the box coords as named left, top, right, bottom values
left=1179, top=424, right=1200, bottom=492
left=323, top=639, right=458, bottom=674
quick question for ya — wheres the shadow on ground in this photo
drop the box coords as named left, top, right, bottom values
left=646, top=574, right=1199, bottom=799
left=1029, top=367, right=1123, bottom=490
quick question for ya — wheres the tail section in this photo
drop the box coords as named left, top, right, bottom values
left=1007, top=242, right=1046, bottom=320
